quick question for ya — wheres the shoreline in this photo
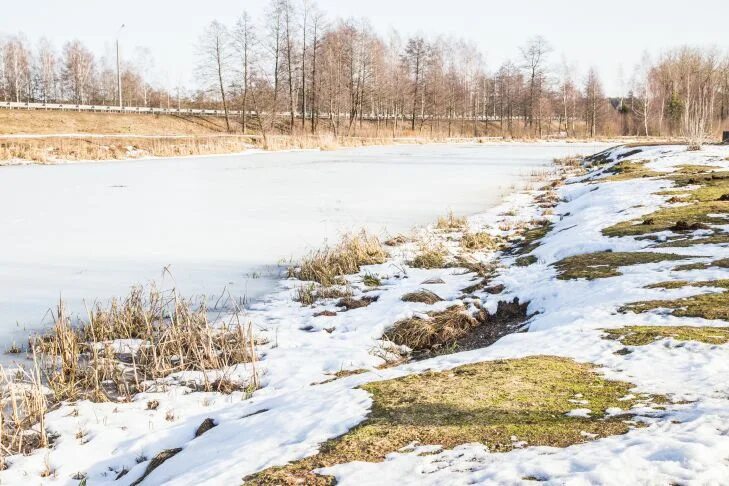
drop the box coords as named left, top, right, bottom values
left=0, top=135, right=652, bottom=167
left=0, top=150, right=575, bottom=482
left=0, top=143, right=581, bottom=357
left=5, top=143, right=729, bottom=483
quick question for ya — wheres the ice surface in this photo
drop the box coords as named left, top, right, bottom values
left=0, top=142, right=604, bottom=351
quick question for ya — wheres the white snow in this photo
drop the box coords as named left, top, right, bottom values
left=0, top=142, right=604, bottom=354
left=7, top=143, right=729, bottom=485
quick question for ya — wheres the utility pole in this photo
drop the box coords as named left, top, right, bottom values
left=117, top=24, right=125, bottom=110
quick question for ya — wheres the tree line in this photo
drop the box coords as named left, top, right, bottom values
left=3, top=0, right=729, bottom=142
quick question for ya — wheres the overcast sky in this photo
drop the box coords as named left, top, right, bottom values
left=2, top=0, right=727, bottom=95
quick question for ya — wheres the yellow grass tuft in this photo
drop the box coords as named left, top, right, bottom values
left=289, top=231, right=388, bottom=286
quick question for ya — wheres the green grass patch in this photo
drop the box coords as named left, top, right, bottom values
left=622, top=280, right=729, bottom=320
left=554, top=251, right=689, bottom=280
left=514, top=221, right=553, bottom=255
left=362, top=273, right=381, bottom=287
left=604, top=326, right=729, bottom=346
left=515, top=255, right=539, bottom=267
left=603, top=171, right=729, bottom=238
left=645, top=279, right=729, bottom=290
left=674, top=165, right=720, bottom=175
left=674, top=258, right=729, bottom=271
left=603, top=161, right=662, bottom=181
left=245, top=356, right=658, bottom=485
left=655, top=232, right=729, bottom=248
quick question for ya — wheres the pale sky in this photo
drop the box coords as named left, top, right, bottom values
left=2, top=0, right=727, bottom=95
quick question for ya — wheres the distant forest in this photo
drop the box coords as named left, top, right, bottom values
left=2, top=0, right=728, bottom=141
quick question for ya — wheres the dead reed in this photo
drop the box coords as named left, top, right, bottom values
left=435, top=211, right=468, bottom=231
left=409, top=243, right=448, bottom=269
left=0, top=361, right=49, bottom=462
left=288, top=231, right=388, bottom=286
left=384, top=306, right=478, bottom=351
left=25, top=285, right=259, bottom=407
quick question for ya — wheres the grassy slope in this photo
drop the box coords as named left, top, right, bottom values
left=0, top=110, right=230, bottom=136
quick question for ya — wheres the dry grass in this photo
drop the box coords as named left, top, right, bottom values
left=460, top=232, right=501, bottom=251
left=554, top=155, right=584, bottom=168
left=384, top=306, right=478, bottom=351
left=294, top=283, right=354, bottom=306
left=33, top=286, right=259, bottom=403
left=0, top=284, right=261, bottom=462
left=288, top=231, right=388, bottom=287
left=384, top=235, right=409, bottom=246
left=409, top=244, right=447, bottom=269
left=0, top=136, right=257, bottom=163
left=435, top=212, right=467, bottom=231
left=401, top=290, right=443, bottom=305
left=0, top=111, right=229, bottom=135
left=337, top=296, right=379, bottom=311
left=0, top=363, right=49, bottom=462
left=256, top=133, right=395, bottom=151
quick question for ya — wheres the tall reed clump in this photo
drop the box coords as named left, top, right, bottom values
left=32, top=286, right=259, bottom=403
left=0, top=361, right=49, bottom=463
left=289, top=231, right=388, bottom=286
left=435, top=211, right=468, bottom=231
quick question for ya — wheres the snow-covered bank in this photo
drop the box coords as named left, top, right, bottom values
left=0, top=142, right=603, bottom=354
left=8, top=143, right=729, bottom=485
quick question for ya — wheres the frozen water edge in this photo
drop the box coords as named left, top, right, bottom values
left=20, top=142, right=729, bottom=485
left=0, top=142, right=605, bottom=354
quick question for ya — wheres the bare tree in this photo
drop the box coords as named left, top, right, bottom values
left=308, top=5, right=325, bottom=133
left=3, top=35, right=31, bottom=102
left=134, top=47, right=154, bottom=106
left=280, top=0, right=298, bottom=131
left=631, top=52, right=653, bottom=137
left=197, top=21, right=232, bottom=131
left=403, top=36, right=427, bottom=131
left=583, top=67, right=604, bottom=138
left=61, top=40, right=95, bottom=104
left=520, top=36, right=551, bottom=135
left=35, top=38, right=57, bottom=103
left=233, top=11, right=255, bottom=133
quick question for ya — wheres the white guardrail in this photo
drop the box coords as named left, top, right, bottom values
left=0, top=101, right=243, bottom=116
left=0, top=101, right=525, bottom=122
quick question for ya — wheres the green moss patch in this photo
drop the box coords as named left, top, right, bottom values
left=603, top=161, right=662, bottom=182
left=604, top=326, right=729, bottom=346
left=622, top=281, right=729, bottom=320
left=514, top=221, right=553, bottom=255
left=674, top=165, right=721, bottom=176
left=674, top=258, right=729, bottom=271
left=516, top=255, right=539, bottom=267
left=245, top=356, right=657, bottom=485
left=554, top=251, right=689, bottom=280
left=655, top=232, right=729, bottom=248
left=603, top=171, right=729, bottom=238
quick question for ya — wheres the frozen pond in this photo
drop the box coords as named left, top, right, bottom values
left=0, top=142, right=607, bottom=351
